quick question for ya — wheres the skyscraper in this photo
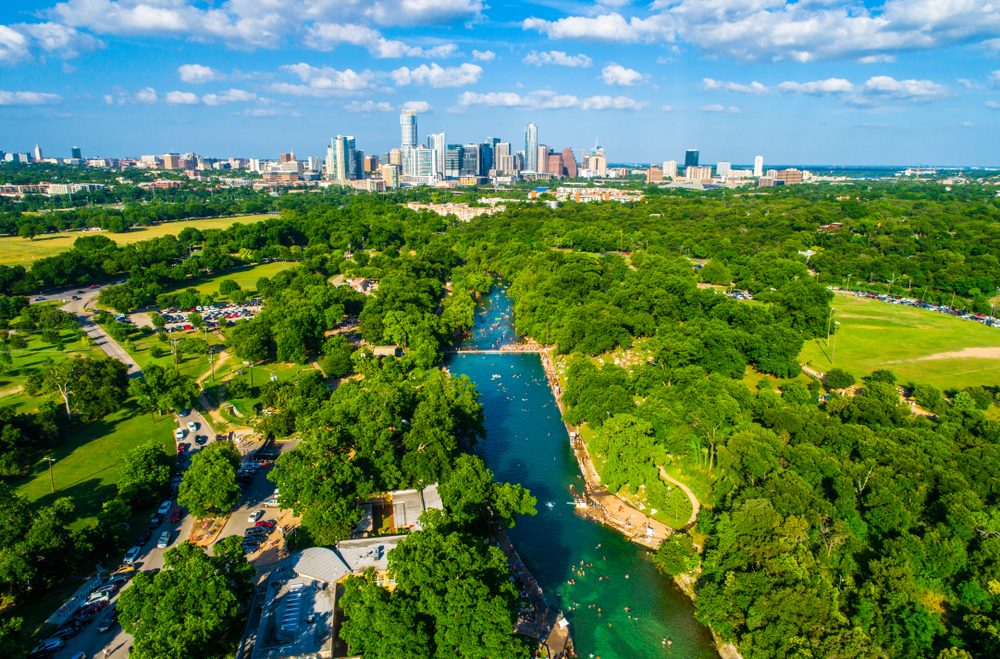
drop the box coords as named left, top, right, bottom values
left=460, top=145, right=480, bottom=177
left=754, top=155, right=763, bottom=177
left=33, top=144, right=43, bottom=161
left=400, top=110, right=417, bottom=147
left=428, top=132, right=446, bottom=179
left=717, top=161, right=731, bottom=177
left=327, top=136, right=357, bottom=180
left=562, top=148, right=578, bottom=178
left=536, top=145, right=548, bottom=174
left=525, top=122, right=538, bottom=172
left=71, top=146, right=82, bottom=160
left=685, top=149, right=699, bottom=169
left=445, top=145, right=462, bottom=178
left=663, top=161, right=678, bottom=179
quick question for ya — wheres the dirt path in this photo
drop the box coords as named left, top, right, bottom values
left=902, top=347, right=1000, bottom=362
left=657, top=466, right=700, bottom=530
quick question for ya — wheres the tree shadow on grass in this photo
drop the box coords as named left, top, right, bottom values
left=30, top=475, right=117, bottom=520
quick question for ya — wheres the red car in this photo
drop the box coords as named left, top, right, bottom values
left=184, top=324, right=193, bottom=330
left=169, top=508, right=182, bottom=523
left=178, top=443, right=188, bottom=452
left=80, top=601, right=108, bottom=615
left=255, top=520, right=276, bottom=528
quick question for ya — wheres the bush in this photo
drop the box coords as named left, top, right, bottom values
left=227, top=378, right=251, bottom=399
left=219, top=279, right=241, bottom=296
left=653, top=534, right=698, bottom=577
left=150, top=345, right=167, bottom=359
left=781, top=381, right=812, bottom=405
left=913, top=384, right=941, bottom=411
left=825, top=368, right=855, bottom=390
left=962, top=386, right=992, bottom=410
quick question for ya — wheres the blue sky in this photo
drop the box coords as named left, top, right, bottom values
left=1, top=0, right=999, bottom=165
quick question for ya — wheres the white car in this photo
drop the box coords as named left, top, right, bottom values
left=157, top=531, right=170, bottom=548
left=157, top=500, right=172, bottom=515
left=123, top=546, right=141, bottom=564
left=174, top=428, right=185, bottom=441
left=248, top=510, right=264, bottom=523
left=187, top=421, right=197, bottom=432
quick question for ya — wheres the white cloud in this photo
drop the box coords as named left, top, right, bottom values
left=344, top=100, right=394, bottom=112
left=392, top=62, right=482, bottom=88
left=524, top=0, right=1000, bottom=62
left=272, top=63, right=377, bottom=97
left=202, top=89, right=257, bottom=106
left=165, top=90, right=200, bottom=105
left=778, top=78, right=855, bottom=94
left=956, top=78, right=981, bottom=89
left=857, top=54, right=896, bottom=64
left=703, top=77, right=766, bottom=93
left=700, top=104, right=724, bottom=112
left=457, top=89, right=580, bottom=110
left=62, top=62, right=77, bottom=73
left=523, top=50, right=593, bottom=67
left=990, top=71, right=1000, bottom=88
left=523, top=13, right=675, bottom=44
left=601, top=63, right=644, bottom=86
left=581, top=95, right=648, bottom=110
left=0, top=90, right=63, bottom=105
left=402, top=100, right=433, bottom=112
left=179, top=64, right=225, bottom=84
left=472, top=50, right=495, bottom=61
left=304, top=22, right=458, bottom=58
left=135, top=87, right=158, bottom=103
left=779, top=75, right=948, bottom=105
left=0, top=22, right=101, bottom=63
left=241, top=108, right=277, bottom=117
left=46, top=0, right=483, bottom=51
left=728, top=106, right=741, bottom=113
left=987, top=101, right=1000, bottom=110
left=103, top=94, right=113, bottom=104
left=661, top=104, right=675, bottom=111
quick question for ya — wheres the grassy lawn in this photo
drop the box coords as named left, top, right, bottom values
left=158, top=261, right=295, bottom=299
left=1, top=326, right=97, bottom=414
left=0, top=214, right=274, bottom=267
left=799, top=292, right=1000, bottom=390
left=12, top=404, right=176, bottom=529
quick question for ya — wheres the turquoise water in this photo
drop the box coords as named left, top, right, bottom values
left=446, top=288, right=720, bottom=659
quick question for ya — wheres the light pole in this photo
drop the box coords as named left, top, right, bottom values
left=42, top=457, right=56, bottom=493
left=831, top=321, right=841, bottom=365
left=845, top=274, right=852, bottom=293
left=826, top=307, right=835, bottom=347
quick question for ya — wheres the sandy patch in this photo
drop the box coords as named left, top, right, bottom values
left=905, top=347, right=1000, bottom=362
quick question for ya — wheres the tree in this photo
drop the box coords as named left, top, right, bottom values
left=0, top=616, right=26, bottom=659
left=117, top=442, right=170, bottom=506
left=825, top=368, right=856, bottom=390
left=653, top=533, right=698, bottom=577
left=437, top=454, right=536, bottom=533
left=143, top=365, right=199, bottom=414
left=218, top=279, right=240, bottom=296
left=118, top=539, right=252, bottom=659
left=178, top=441, right=241, bottom=518
left=150, top=312, right=166, bottom=331
left=321, top=334, right=354, bottom=378
left=187, top=312, right=204, bottom=329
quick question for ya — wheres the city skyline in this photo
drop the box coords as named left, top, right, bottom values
left=1, top=1, right=999, bottom=165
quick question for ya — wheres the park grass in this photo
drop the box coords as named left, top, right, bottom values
left=127, top=326, right=227, bottom=383
left=1, top=325, right=97, bottom=414
left=12, top=404, right=176, bottom=529
left=799, top=292, right=1000, bottom=390
left=0, top=214, right=274, bottom=267
left=159, top=261, right=295, bottom=299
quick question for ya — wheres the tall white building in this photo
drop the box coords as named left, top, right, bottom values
left=307, top=156, right=322, bottom=172
left=754, top=155, right=763, bottom=177
left=400, top=110, right=417, bottom=147
left=326, top=136, right=357, bottom=180
left=524, top=122, right=538, bottom=172
left=717, top=161, right=731, bottom=177
left=662, top=160, right=677, bottom=179
left=33, top=144, right=43, bottom=161
left=428, top=132, right=446, bottom=179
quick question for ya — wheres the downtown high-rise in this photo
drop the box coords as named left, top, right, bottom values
left=524, top=122, right=538, bottom=172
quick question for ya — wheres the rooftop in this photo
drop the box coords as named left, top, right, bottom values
left=253, top=571, right=336, bottom=659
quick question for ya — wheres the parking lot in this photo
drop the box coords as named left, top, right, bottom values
left=155, top=301, right=263, bottom=331
left=44, top=415, right=290, bottom=659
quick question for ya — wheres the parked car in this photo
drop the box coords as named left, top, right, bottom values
left=86, top=591, right=110, bottom=605
left=263, top=497, right=279, bottom=507
left=157, top=500, right=172, bottom=515
left=110, top=565, right=135, bottom=578
left=187, top=421, right=198, bottom=432
left=174, top=427, right=185, bottom=441
left=47, top=626, right=79, bottom=640
left=33, top=296, right=45, bottom=302
left=71, top=295, right=80, bottom=300
left=147, top=514, right=163, bottom=530
left=136, top=530, right=152, bottom=545
left=195, top=434, right=208, bottom=445
left=29, top=638, right=66, bottom=657
left=244, top=527, right=268, bottom=537
left=255, top=519, right=276, bottom=528
left=123, top=546, right=142, bottom=564
left=97, top=605, right=118, bottom=633
left=80, top=601, right=108, bottom=615
left=169, top=508, right=182, bottom=523
left=178, top=443, right=188, bottom=452
left=157, top=531, right=170, bottom=548
left=248, top=510, right=265, bottom=523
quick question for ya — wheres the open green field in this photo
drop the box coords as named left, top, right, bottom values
left=0, top=214, right=274, bottom=267
left=159, top=261, right=295, bottom=298
left=12, top=404, right=176, bottom=529
left=800, top=292, right=1000, bottom=390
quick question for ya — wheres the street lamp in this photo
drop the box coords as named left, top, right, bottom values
left=826, top=307, right=835, bottom=347
left=845, top=274, right=852, bottom=293
left=42, top=457, right=56, bottom=493
left=831, top=321, right=841, bottom=364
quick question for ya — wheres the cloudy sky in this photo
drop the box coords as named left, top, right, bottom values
left=1, top=0, right=999, bottom=165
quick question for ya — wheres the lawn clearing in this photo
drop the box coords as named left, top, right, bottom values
left=0, top=214, right=274, bottom=267
left=158, top=261, right=295, bottom=299
left=799, top=292, right=1000, bottom=390
left=12, top=404, right=176, bottom=529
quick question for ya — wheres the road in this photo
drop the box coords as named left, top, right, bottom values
left=31, top=286, right=142, bottom=377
